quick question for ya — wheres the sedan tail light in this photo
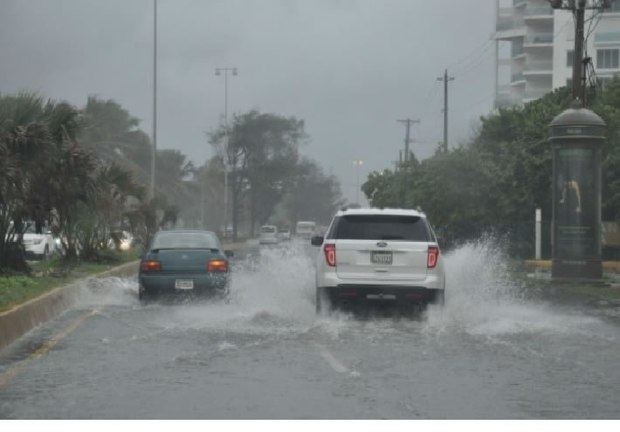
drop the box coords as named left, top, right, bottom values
left=140, top=260, right=162, bottom=272
left=207, top=259, right=229, bottom=273
left=323, top=243, right=336, bottom=267
left=427, top=246, right=439, bottom=269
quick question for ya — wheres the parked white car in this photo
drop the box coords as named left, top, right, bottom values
left=259, top=225, right=280, bottom=245
left=311, top=208, right=445, bottom=313
left=23, top=225, right=57, bottom=260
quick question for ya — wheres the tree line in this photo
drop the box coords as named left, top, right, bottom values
left=0, top=92, right=344, bottom=271
left=363, top=78, right=620, bottom=257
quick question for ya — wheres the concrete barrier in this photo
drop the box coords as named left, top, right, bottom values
left=524, top=260, right=620, bottom=274
left=0, top=260, right=139, bottom=352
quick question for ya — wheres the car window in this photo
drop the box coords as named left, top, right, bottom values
left=151, top=232, right=219, bottom=250
left=328, top=215, right=430, bottom=241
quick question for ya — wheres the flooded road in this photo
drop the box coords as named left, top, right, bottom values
left=0, top=242, right=618, bottom=419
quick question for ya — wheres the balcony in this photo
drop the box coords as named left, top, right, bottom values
left=496, top=16, right=525, bottom=32
left=524, top=6, right=553, bottom=18
left=511, top=72, right=526, bottom=84
left=595, top=32, right=620, bottom=45
left=524, top=60, right=553, bottom=74
left=524, top=89, right=551, bottom=101
left=524, top=33, right=553, bottom=46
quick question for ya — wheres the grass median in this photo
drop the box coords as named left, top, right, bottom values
left=0, top=250, right=138, bottom=313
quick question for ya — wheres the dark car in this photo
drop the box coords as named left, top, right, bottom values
left=138, top=230, right=232, bottom=302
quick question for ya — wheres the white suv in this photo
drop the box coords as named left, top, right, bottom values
left=311, top=208, right=445, bottom=313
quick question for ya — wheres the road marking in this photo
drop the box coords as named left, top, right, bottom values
left=0, top=309, right=99, bottom=389
left=316, top=343, right=349, bottom=373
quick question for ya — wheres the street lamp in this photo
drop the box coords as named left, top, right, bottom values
left=215, top=67, right=238, bottom=237
left=353, top=159, right=364, bottom=205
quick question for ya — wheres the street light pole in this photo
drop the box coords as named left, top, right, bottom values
left=150, top=0, right=157, bottom=199
left=353, top=159, right=363, bottom=205
left=215, top=67, right=238, bottom=236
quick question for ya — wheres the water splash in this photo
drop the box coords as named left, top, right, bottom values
left=426, top=238, right=605, bottom=337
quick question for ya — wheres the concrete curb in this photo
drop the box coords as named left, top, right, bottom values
left=0, top=260, right=139, bottom=352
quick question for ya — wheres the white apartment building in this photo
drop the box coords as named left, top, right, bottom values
left=494, top=0, right=620, bottom=108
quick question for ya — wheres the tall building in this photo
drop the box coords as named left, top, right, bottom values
left=494, top=0, right=620, bottom=108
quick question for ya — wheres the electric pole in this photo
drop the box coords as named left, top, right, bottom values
left=550, top=0, right=611, bottom=106
left=396, top=118, right=420, bottom=164
left=437, top=69, right=454, bottom=153
left=150, top=0, right=157, bottom=199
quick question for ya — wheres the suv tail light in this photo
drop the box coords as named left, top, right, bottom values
left=323, top=243, right=336, bottom=267
left=140, top=260, right=162, bottom=272
left=207, top=259, right=229, bottom=273
left=427, top=246, right=439, bottom=269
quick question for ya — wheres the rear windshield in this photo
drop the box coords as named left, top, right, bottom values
left=327, top=215, right=430, bottom=241
left=260, top=226, right=276, bottom=233
left=151, top=232, right=219, bottom=250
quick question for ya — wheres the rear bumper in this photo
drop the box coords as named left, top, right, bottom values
left=139, top=273, right=229, bottom=295
left=318, top=285, right=444, bottom=304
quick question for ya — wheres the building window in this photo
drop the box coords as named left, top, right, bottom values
left=567, top=50, right=574, bottom=67
left=597, top=49, right=619, bottom=69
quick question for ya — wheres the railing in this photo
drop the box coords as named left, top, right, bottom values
left=525, top=61, right=553, bottom=71
left=524, top=6, right=553, bottom=16
left=595, top=32, right=620, bottom=43
left=525, top=89, right=550, bottom=100
left=525, top=33, right=553, bottom=45
left=512, top=42, right=525, bottom=57
left=512, top=72, right=525, bottom=82
left=497, top=16, right=524, bottom=31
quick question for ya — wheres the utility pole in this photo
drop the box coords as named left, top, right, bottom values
left=215, top=67, right=238, bottom=238
left=437, top=69, right=454, bottom=153
left=396, top=118, right=420, bottom=164
left=550, top=0, right=611, bottom=106
left=150, top=0, right=157, bottom=199
left=353, top=159, right=364, bottom=205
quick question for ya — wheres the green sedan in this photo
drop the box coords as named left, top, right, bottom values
left=138, top=230, right=232, bottom=302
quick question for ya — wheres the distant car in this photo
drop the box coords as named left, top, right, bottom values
left=109, top=230, right=134, bottom=251
left=295, top=221, right=316, bottom=240
left=23, top=224, right=57, bottom=260
left=312, top=208, right=445, bottom=313
left=138, top=230, right=232, bottom=302
left=258, top=225, right=280, bottom=245
left=278, top=228, right=291, bottom=241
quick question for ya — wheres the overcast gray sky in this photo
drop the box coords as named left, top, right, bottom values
left=0, top=0, right=496, bottom=203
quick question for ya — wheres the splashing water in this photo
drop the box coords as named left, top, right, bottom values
left=426, top=238, right=605, bottom=337
left=77, top=238, right=609, bottom=340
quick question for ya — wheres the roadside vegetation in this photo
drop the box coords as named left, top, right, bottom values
left=363, top=78, right=620, bottom=258
left=0, top=92, right=343, bottom=280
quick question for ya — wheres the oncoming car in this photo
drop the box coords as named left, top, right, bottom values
left=311, top=208, right=445, bottom=313
left=138, top=230, right=232, bottom=302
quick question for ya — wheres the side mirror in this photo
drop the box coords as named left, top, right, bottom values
left=224, top=250, right=234, bottom=258
left=310, top=236, right=324, bottom=246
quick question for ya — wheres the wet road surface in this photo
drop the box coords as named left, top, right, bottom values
left=0, top=241, right=619, bottom=419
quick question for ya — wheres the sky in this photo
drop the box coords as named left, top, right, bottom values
left=0, top=0, right=497, bottom=204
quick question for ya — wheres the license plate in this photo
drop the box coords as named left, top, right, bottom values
left=371, top=251, right=393, bottom=265
left=367, top=294, right=396, bottom=300
left=175, top=279, right=194, bottom=290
